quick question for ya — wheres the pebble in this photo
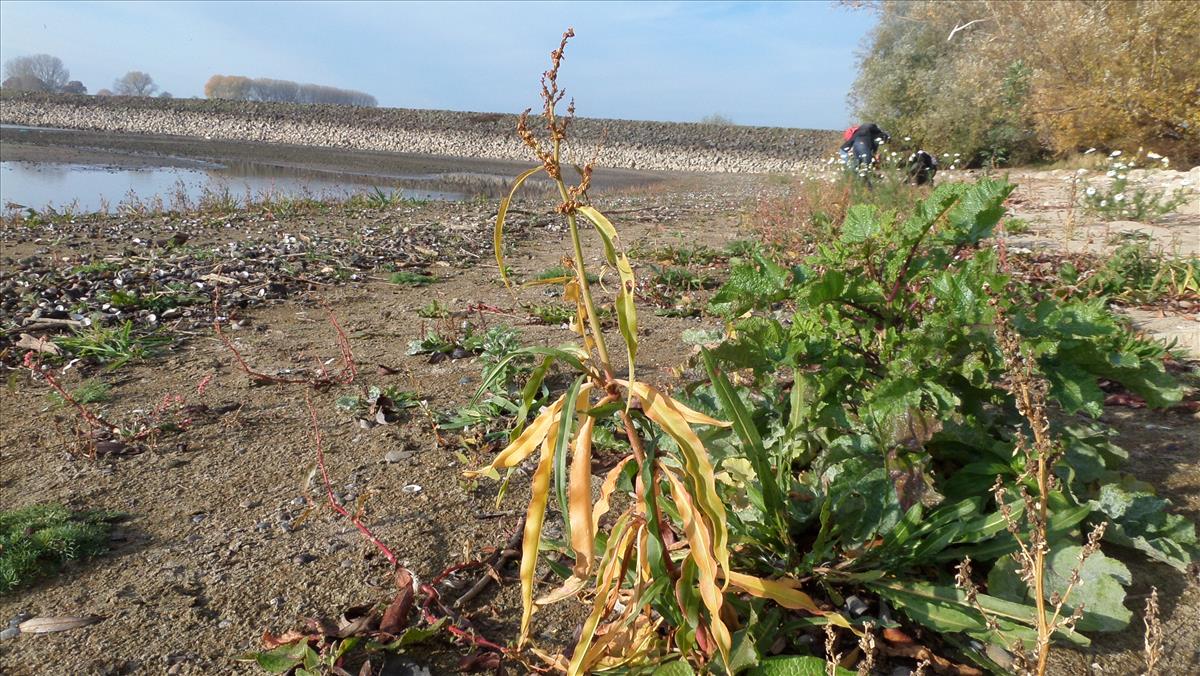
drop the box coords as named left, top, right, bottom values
left=289, top=497, right=306, bottom=507
left=218, top=620, right=231, bottom=629
left=293, top=552, right=318, bottom=566
left=402, top=484, right=422, bottom=494
left=844, top=594, right=868, bottom=617
left=0, top=627, right=19, bottom=640
left=239, top=500, right=259, bottom=509
left=384, top=450, right=411, bottom=463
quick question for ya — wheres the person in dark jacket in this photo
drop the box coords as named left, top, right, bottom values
left=839, top=123, right=890, bottom=172
left=906, top=150, right=938, bottom=186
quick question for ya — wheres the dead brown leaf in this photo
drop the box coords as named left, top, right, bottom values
left=457, top=652, right=502, bottom=672
left=16, top=333, right=61, bottom=356
left=18, top=615, right=103, bottom=634
left=261, top=629, right=308, bottom=649
left=380, top=569, right=415, bottom=634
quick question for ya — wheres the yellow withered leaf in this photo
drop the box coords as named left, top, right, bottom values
left=518, top=415, right=560, bottom=647
left=592, top=454, right=634, bottom=534
left=664, top=469, right=732, bottom=665
left=495, top=166, right=543, bottom=289
left=623, top=381, right=730, bottom=576
left=536, top=574, right=589, bottom=605
left=726, top=570, right=823, bottom=614
left=464, top=387, right=587, bottom=477
left=663, top=397, right=730, bottom=428
left=569, top=410, right=598, bottom=575
left=568, top=515, right=638, bottom=676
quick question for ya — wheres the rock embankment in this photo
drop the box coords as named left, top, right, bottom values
left=0, top=93, right=838, bottom=174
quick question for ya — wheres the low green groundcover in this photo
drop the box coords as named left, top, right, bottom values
left=0, top=503, right=118, bottom=594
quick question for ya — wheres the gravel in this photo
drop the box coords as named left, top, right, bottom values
left=1, top=93, right=839, bottom=174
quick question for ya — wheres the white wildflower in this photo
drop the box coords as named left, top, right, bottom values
left=904, top=136, right=911, bottom=141
left=1099, top=200, right=1108, bottom=207
left=1085, top=187, right=1096, bottom=196
left=1106, top=170, right=1116, bottom=177
left=1114, top=193, right=1125, bottom=202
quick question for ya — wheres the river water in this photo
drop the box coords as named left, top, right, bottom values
left=0, top=160, right=468, bottom=213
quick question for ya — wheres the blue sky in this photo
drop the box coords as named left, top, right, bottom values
left=0, top=1, right=876, bottom=129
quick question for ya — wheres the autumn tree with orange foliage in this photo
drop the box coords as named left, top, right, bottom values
left=851, top=1, right=1199, bottom=166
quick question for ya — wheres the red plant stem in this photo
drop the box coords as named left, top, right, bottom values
left=419, top=582, right=507, bottom=652
left=305, top=392, right=399, bottom=567
left=214, top=300, right=356, bottom=387
left=321, top=302, right=357, bottom=385
left=24, top=351, right=118, bottom=433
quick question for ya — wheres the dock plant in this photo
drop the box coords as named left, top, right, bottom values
left=468, top=29, right=835, bottom=674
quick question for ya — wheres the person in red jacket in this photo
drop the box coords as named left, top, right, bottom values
left=839, top=123, right=890, bottom=172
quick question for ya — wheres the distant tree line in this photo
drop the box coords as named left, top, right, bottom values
left=2, top=54, right=85, bottom=94
left=204, top=75, right=377, bottom=107
left=2, top=54, right=372, bottom=108
left=2, top=53, right=171, bottom=98
left=850, top=1, right=1200, bottom=165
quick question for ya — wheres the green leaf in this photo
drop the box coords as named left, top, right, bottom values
left=1090, top=482, right=1198, bottom=570
left=576, top=205, right=638, bottom=384
left=381, top=618, right=448, bottom=649
left=749, top=655, right=853, bottom=676
left=702, top=350, right=787, bottom=543
left=867, top=578, right=1089, bottom=646
left=653, top=660, right=697, bottom=676
left=807, top=270, right=846, bottom=304
left=250, top=645, right=302, bottom=673
left=988, top=544, right=1131, bottom=632
left=839, top=204, right=882, bottom=243
left=1044, top=361, right=1105, bottom=416
left=709, top=254, right=790, bottom=316
left=553, top=377, right=584, bottom=541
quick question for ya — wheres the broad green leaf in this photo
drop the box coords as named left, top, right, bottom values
left=839, top=204, right=882, bottom=243
left=988, top=544, right=1132, bottom=632
left=652, top=660, right=696, bottom=676
left=1091, top=482, right=1198, bottom=570
left=382, top=618, right=447, bottom=649
left=867, top=578, right=1089, bottom=646
left=749, top=655, right=853, bottom=676
left=250, top=645, right=302, bottom=673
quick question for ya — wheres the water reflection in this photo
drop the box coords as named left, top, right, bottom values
left=0, top=160, right=524, bottom=213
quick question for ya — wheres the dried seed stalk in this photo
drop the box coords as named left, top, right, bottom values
left=1143, top=587, right=1162, bottom=675
left=993, top=308, right=1110, bottom=675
